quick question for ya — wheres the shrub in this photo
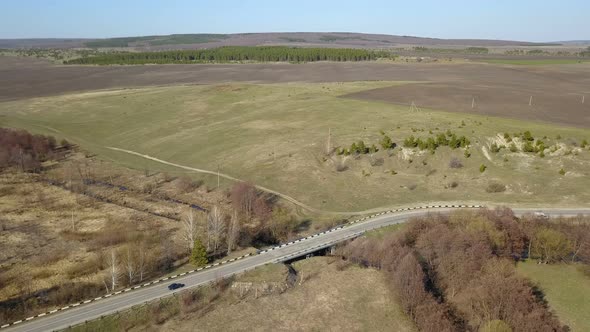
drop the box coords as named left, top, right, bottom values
left=464, top=149, right=471, bottom=158
left=522, top=141, right=535, bottom=153
left=486, top=182, right=506, bottom=193
left=509, top=143, right=518, bottom=152
left=522, top=131, right=534, bottom=141
left=559, top=168, right=566, bottom=176
left=480, top=164, right=487, bottom=173
left=581, top=139, right=588, bottom=148
left=379, top=134, right=395, bottom=150
left=490, top=143, right=501, bottom=153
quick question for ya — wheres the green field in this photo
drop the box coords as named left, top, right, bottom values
left=1, top=82, right=589, bottom=213
left=517, top=261, right=590, bottom=331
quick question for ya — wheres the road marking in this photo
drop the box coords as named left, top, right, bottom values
left=5, top=204, right=493, bottom=329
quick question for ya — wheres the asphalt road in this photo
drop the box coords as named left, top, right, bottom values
left=5, top=206, right=590, bottom=332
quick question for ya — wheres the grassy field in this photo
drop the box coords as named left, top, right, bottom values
left=481, top=59, right=590, bottom=65
left=1, top=82, right=589, bottom=212
left=68, top=257, right=415, bottom=332
left=517, top=261, right=590, bottom=332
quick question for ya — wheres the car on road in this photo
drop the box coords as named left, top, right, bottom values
left=167, top=283, right=185, bottom=291
left=533, top=211, right=548, bottom=219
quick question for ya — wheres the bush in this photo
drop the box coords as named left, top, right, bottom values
left=581, top=139, right=588, bottom=148
left=486, top=182, right=506, bottom=193
left=559, top=168, right=566, bottom=176
left=449, top=158, right=463, bottom=169
left=522, top=131, right=534, bottom=141
left=479, top=164, right=487, bottom=173
left=379, top=134, right=395, bottom=150
left=509, top=143, right=518, bottom=152
left=464, top=149, right=471, bottom=158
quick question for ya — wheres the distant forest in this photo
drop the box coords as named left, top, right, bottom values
left=65, top=46, right=396, bottom=64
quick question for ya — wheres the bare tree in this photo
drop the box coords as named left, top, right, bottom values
left=207, top=206, right=226, bottom=253
left=227, top=210, right=241, bottom=255
left=137, top=243, right=148, bottom=282
left=104, top=249, right=119, bottom=292
left=123, top=247, right=136, bottom=286
left=230, top=182, right=257, bottom=217
left=181, top=209, right=199, bottom=253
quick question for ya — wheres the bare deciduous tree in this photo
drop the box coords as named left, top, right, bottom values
left=207, top=205, right=226, bottom=253
left=230, top=182, right=257, bottom=217
left=227, top=210, right=240, bottom=255
left=103, top=249, right=119, bottom=293
left=123, top=247, right=136, bottom=286
left=181, top=209, right=199, bottom=253
left=137, top=243, right=148, bottom=282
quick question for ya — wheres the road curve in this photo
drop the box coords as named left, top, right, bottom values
left=4, top=206, right=589, bottom=332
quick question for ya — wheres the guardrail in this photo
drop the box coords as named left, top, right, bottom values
left=0, top=203, right=482, bottom=330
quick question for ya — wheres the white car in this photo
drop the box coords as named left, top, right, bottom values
left=533, top=211, right=548, bottom=219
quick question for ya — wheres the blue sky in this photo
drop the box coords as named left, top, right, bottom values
left=1, top=0, right=588, bottom=41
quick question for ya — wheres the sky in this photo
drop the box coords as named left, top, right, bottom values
left=1, top=0, right=588, bottom=42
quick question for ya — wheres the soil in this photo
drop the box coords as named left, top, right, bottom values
left=1, top=56, right=590, bottom=127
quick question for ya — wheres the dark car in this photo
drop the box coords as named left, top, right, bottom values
left=167, top=283, right=185, bottom=291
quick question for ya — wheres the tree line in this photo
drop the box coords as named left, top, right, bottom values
left=0, top=127, right=70, bottom=172
left=65, top=46, right=396, bottom=65
left=341, top=208, right=589, bottom=331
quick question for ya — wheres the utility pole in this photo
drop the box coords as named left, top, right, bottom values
left=327, top=128, right=331, bottom=155
left=217, top=165, right=220, bottom=189
left=471, top=97, right=475, bottom=109
left=583, top=95, right=585, bottom=104
left=529, top=96, right=533, bottom=106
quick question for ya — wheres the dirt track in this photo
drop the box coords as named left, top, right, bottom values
left=1, top=56, right=590, bottom=127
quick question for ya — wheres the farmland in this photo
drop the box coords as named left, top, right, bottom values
left=1, top=75, right=589, bottom=212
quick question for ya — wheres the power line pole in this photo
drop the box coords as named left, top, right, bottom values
left=583, top=95, right=585, bottom=104
left=472, top=97, right=475, bottom=109
left=529, top=96, right=533, bottom=106
left=217, top=165, right=220, bottom=189
left=327, top=128, right=331, bottom=155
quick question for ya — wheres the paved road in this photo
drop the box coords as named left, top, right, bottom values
left=5, top=207, right=589, bottom=332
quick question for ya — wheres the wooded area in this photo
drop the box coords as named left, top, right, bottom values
left=342, top=208, right=589, bottom=331
left=65, top=46, right=395, bottom=65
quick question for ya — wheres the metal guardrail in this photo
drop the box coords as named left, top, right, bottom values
left=0, top=204, right=483, bottom=330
